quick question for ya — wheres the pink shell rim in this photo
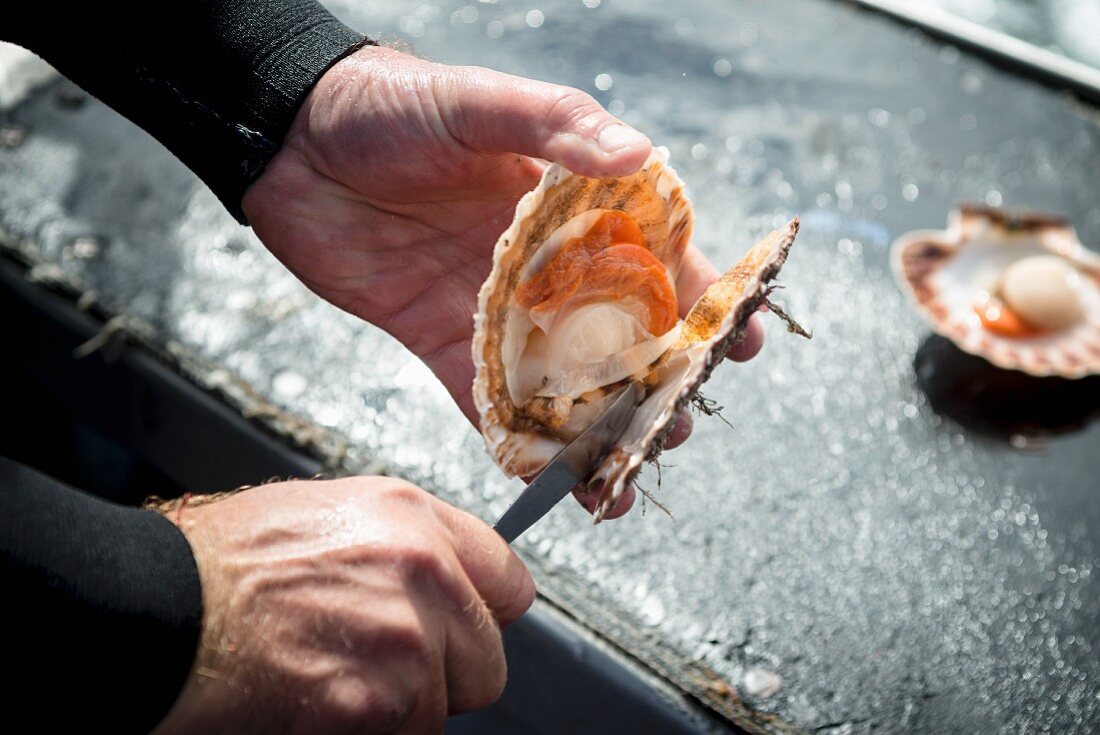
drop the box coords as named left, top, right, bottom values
left=890, top=205, right=1100, bottom=379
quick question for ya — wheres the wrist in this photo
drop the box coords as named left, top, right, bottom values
left=154, top=502, right=237, bottom=734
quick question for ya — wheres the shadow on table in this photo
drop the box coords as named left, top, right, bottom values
left=914, top=334, right=1100, bottom=439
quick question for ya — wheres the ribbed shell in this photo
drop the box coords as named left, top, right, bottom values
left=472, top=147, right=801, bottom=520
left=892, top=206, right=1100, bottom=378
left=472, top=147, right=693, bottom=478
left=588, top=219, right=800, bottom=518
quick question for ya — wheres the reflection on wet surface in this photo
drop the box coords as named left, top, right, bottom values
left=2, top=0, right=1100, bottom=731
left=915, top=334, right=1100, bottom=438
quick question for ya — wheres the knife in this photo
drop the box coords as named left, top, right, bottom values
left=493, top=381, right=644, bottom=543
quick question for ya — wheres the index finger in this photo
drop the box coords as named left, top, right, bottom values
left=675, top=244, right=722, bottom=314
left=431, top=500, right=536, bottom=626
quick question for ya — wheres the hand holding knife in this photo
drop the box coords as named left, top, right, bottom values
left=492, top=381, right=644, bottom=543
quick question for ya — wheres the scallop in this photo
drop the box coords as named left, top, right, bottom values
left=1000, top=256, right=1085, bottom=332
left=892, top=205, right=1100, bottom=377
left=472, top=147, right=806, bottom=519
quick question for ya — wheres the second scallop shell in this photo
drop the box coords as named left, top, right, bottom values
left=892, top=206, right=1100, bottom=378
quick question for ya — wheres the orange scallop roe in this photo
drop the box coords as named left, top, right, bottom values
left=515, top=211, right=678, bottom=336
left=973, top=292, right=1040, bottom=338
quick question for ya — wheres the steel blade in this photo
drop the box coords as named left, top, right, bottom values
left=493, top=382, right=642, bottom=543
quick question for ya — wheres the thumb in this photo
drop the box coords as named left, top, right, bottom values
left=438, top=66, right=652, bottom=177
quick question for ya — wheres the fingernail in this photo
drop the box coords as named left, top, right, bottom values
left=597, top=124, right=649, bottom=153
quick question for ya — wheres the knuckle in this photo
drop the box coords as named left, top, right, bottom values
left=319, top=679, right=410, bottom=734
left=362, top=686, right=412, bottom=733
left=394, top=540, right=450, bottom=587
left=384, top=618, right=436, bottom=668
left=459, top=637, right=508, bottom=712
left=378, top=478, right=432, bottom=509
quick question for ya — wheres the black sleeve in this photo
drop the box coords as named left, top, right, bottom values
left=2, top=0, right=368, bottom=222
left=0, top=456, right=203, bottom=733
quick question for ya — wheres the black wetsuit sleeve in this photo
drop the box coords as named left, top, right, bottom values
left=0, top=457, right=203, bottom=732
left=2, top=0, right=368, bottom=222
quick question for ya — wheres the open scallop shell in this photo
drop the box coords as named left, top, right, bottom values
left=472, top=147, right=802, bottom=519
left=892, top=205, right=1100, bottom=378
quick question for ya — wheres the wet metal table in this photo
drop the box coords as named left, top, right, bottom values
left=1, top=1, right=1098, bottom=732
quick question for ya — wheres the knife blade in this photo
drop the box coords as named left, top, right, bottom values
left=492, top=381, right=643, bottom=543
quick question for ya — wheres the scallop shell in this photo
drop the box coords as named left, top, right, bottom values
left=472, top=147, right=802, bottom=519
left=892, top=205, right=1100, bottom=377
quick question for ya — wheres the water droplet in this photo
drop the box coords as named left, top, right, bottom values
left=868, top=108, right=891, bottom=127
left=525, top=9, right=544, bottom=28
left=582, top=0, right=601, bottom=7
left=743, top=668, right=783, bottom=699
left=961, top=72, right=984, bottom=94
left=713, top=58, right=732, bottom=77
left=226, top=289, right=256, bottom=310
left=70, top=236, right=101, bottom=259
left=902, top=183, right=919, bottom=201
left=985, top=190, right=1003, bottom=207
left=398, top=16, right=426, bottom=37
left=486, top=20, right=504, bottom=38
left=0, top=125, right=27, bottom=148
left=594, top=73, right=613, bottom=91
left=674, top=18, right=694, bottom=37
left=725, top=135, right=742, bottom=153
left=607, top=99, right=625, bottom=116
left=273, top=370, right=309, bottom=399
left=639, top=594, right=666, bottom=623
left=739, top=22, right=758, bottom=45
left=691, top=143, right=708, bottom=160
left=315, top=405, right=343, bottom=427
left=450, top=5, right=478, bottom=25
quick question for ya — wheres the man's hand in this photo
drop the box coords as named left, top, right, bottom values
left=155, top=477, right=534, bottom=735
left=243, top=46, right=764, bottom=518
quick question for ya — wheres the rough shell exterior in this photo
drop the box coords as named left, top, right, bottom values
left=589, top=219, right=800, bottom=518
left=892, top=205, right=1100, bottom=378
left=472, top=147, right=801, bottom=520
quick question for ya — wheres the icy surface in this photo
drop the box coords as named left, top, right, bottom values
left=2, top=1, right=1099, bottom=732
